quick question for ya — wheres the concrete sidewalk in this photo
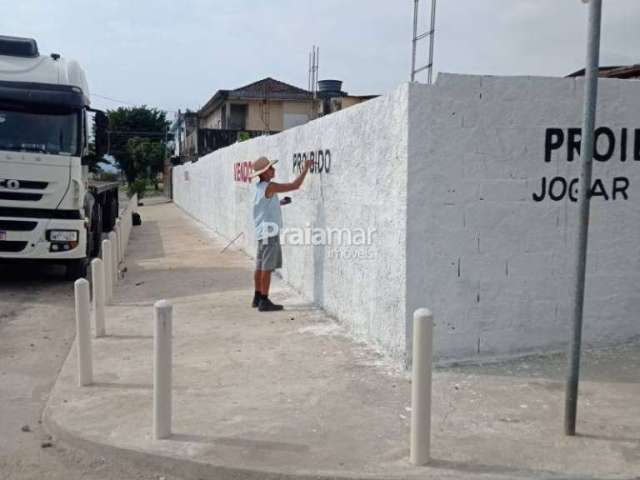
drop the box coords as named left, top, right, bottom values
left=44, top=198, right=640, bottom=480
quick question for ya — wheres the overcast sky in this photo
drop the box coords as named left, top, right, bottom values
left=3, top=1, right=640, bottom=115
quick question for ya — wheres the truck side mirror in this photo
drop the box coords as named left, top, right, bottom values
left=94, top=111, right=109, bottom=158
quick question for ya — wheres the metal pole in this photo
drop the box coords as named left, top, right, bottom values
left=153, top=300, right=173, bottom=439
left=410, top=308, right=433, bottom=465
left=308, top=50, right=312, bottom=91
left=164, top=124, right=168, bottom=193
left=102, top=239, right=113, bottom=303
left=315, top=47, right=320, bottom=97
left=427, top=0, right=437, bottom=85
left=565, top=0, right=602, bottom=437
left=411, top=0, right=419, bottom=81
left=91, top=258, right=106, bottom=337
left=75, top=279, right=93, bottom=386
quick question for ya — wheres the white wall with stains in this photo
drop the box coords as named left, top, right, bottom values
left=175, top=74, right=640, bottom=365
left=174, top=85, right=410, bottom=361
left=407, top=74, right=640, bottom=362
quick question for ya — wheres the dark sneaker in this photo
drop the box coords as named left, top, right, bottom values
left=258, top=297, right=284, bottom=312
left=251, top=294, right=261, bottom=308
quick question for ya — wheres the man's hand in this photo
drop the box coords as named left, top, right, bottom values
left=266, top=159, right=313, bottom=197
left=304, top=158, right=313, bottom=172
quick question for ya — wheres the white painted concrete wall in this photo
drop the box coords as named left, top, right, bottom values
left=175, top=74, right=640, bottom=364
left=174, top=85, right=409, bottom=360
left=408, top=74, right=640, bottom=362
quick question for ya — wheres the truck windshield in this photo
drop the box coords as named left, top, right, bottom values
left=0, top=105, right=80, bottom=156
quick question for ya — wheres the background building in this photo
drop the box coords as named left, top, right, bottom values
left=315, top=79, right=378, bottom=116
left=199, top=77, right=316, bottom=133
left=567, top=64, right=640, bottom=79
left=169, top=77, right=377, bottom=164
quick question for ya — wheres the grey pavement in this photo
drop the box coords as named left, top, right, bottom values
left=44, top=198, right=640, bottom=480
left=0, top=236, right=186, bottom=480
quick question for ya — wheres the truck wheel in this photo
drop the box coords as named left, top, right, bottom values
left=65, top=259, right=88, bottom=281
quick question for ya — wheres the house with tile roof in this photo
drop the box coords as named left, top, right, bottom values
left=173, top=77, right=376, bottom=162
left=199, top=77, right=316, bottom=133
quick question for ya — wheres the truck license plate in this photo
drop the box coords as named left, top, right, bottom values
left=0, top=231, right=5, bottom=240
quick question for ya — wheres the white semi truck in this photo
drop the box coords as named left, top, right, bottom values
left=0, top=35, right=119, bottom=279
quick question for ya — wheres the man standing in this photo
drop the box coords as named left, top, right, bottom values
left=251, top=156, right=311, bottom=311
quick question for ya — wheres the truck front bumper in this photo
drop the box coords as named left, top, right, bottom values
left=0, top=216, right=87, bottom=260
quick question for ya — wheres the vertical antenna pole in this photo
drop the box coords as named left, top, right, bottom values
left=308, top=50, right=312, bottom=91
left=316, top=47, right=320, bottom=97
left=312, top=46, right=315, bottom=96
left=411, top=0, right=419, bottom=81
left=427, top=0, right=437, bottom=84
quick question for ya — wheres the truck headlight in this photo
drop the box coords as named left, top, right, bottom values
left=48, top=230, right=79, bottom=242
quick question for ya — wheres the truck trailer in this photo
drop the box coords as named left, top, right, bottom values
left=0, top=35, right=118, bottom=279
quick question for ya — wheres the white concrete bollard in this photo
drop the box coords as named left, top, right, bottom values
left=153, top=300, right=173, bottom=439
left=75, top=279, right=93, bottom=386
left=120, top=218, right=125, bottom=259
left=410, top=308, right=433, bottom=466
left=122, top=221, right=127, bottom=259
left=102, top=239, right=113, bottom=303
left=108, top=231, right=118, bottom=285
left=124, top=213, right=130, bottom=250
left=91, top=258, right=106, bottom=337
left=118, top=219, right=124, bottom=261
left=121, top=214, right=127, bottom=249
left=114, top=220, right=122, bottom=263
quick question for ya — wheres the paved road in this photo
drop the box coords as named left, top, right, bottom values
left=0, top=261, right=183, bottom=480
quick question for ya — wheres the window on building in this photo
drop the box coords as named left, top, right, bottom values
left=229, top=104, right=247, bottom=130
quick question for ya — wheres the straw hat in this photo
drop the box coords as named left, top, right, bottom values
left=251, top=156, right=279, bottom=178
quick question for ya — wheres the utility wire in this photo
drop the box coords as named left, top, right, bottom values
left=108, top=130, right=167, bottom=137
left=91, top=93, right=178, bottom=113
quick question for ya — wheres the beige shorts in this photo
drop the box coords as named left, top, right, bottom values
left=256, top=236, right=282, bottom=271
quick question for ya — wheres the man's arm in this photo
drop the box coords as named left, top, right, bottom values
left=266, top=159, right=312, bottom=198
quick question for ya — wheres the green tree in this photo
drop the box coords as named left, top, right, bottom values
left=106, top=106, right=168, bottom=183
left=83, top=142, right=108, bottom=174
left=126, top=137, right=164, bottom=187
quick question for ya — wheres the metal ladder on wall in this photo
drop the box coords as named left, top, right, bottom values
left=411, top=0, right=437, bottom=84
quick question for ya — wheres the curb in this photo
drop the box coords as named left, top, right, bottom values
left=43, top=405, right=350, bottom=480
left=40, top=391, right=605, bottom=480
left=43, top=400, right=448, bottom=480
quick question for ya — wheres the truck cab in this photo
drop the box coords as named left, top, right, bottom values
left=0, top=35, right=117, bottom=279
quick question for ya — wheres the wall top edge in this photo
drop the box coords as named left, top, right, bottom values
left=418, top=71, right=640, bottom=88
